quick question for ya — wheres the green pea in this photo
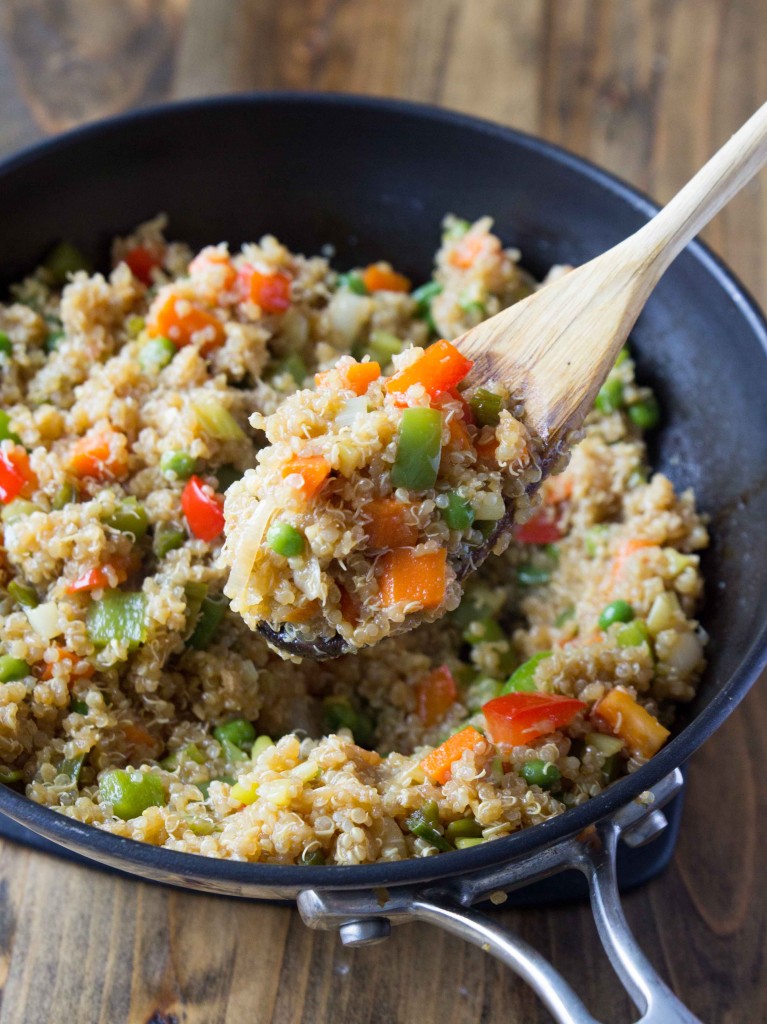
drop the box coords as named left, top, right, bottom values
left=152, top=524, right=185, bottom=559
left=516, top=563, right=552, bottom=587
left=628, top=396, right=660, bottom=430
left=337, top=272, right=367, bottom=295
left=267, top=521, right=305, bottom=557
left=469, top=387, right=503, bottom=427
left=391, top=407, right=442, bottom=491
left=599, top=600, right=635, bottom=630
left=520, top=759, right=561, bottom=789
left=446, top=817, right=483, bottom=840
left=140, top=336, right=176, bottom=372
left=441, top=491, right=475, bottom=531
left=0, top=656, right=30, bottom=682
left=213, top=718, right=256, bottom=751
left=8, top=580, right=38, bottom=608
left=102, top=498, right=149, bottom=538
left=0, top=410, right=21, bottom=444
left=51, top=481, right=76, bottom=510
left=0, top=332, right=12, bottom=357
left=98, top=768, right=166, bottom=820
left=501, top=651, right=552, bottom=695
left=160, top=450, right=195, bottom=479
left=595, top=376, right=623, bottom=414
left=43, top=241, right=91, bottom=285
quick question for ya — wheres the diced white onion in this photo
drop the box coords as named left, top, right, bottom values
left=663, top=631, right=703, bottom=675
left=471, top=491, right=505, bottom=522
left=335, top=396, right=368, bottom=428
left=26, top=602, right=63, bottom=640
left=646, top=591, right=681, bottom=636
left=328, top=291, right=373, bottom=345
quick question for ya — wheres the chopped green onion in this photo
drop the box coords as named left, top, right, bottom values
left=102, top=498, right=149, bottom=538
left=455, top=837, right=486, bottom=849
left=160, top=450, right=196, bottom=479
left=520, top=759, right=561, bottom=789
left=213, top=718, right=256, bottom=751
left=86, top=591, right=147, bottom=649
left=184, top=581, right=208, bottom=637
left=411, top=281, right=443, bottom=318
left=446, top=817, right=483, bottom=840
left=516, top=563, right=552, bottom=587
left=191, top=394, right=246, bottom=442
left=161, top=742, right=206, bottom=770
left=337, top=272, right=367, bottom=295
left=8, top=580, right=39, bottom=608
left=0, top=655, right=30, bottom=682
left=595, top=376, right=623, bottom=414
left=0, top=332, right=12, bottom=357
left=585, top=732, right=624, bottom=757
left=441, top=491, right=475, bottom=531
left=0, top=768, right=23, bottom=784
left=501, top=651, right=552, bottom=695
left=267, top=521, right=305, bottom=557
left=139, top=336, right=176, bottom=372
left=57, top=754, right=85, bottom=785
left=555, top=606, right=576, bottom=627
left=98, top=768, right=166, bottom=820
left=51, top=481, right=76, bottom=510
left=628, top=396, right=660, bottom=430
left=43, top=241, right=91, bottom=285
left=469, top=387, right=503, bottom=427
left=391, top=407, right=442, bottom=491
left=599, top=600, right=635, bottom=631
left=153, top=523, right=186, bottom=558
left=404, top=808, right=452, bottom=851
left=45, top=327, right=65, bottom=353
left=187, top=595, right=227, bottom=649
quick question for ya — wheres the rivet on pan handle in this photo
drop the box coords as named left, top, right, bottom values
left=298, top=768, right=702, bottom=1024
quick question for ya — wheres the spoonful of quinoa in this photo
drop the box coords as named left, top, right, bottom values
left=221, top=100, right=767, bottom=659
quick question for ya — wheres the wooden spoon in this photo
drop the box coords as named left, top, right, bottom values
left=263, top=101, right=767, bottom=659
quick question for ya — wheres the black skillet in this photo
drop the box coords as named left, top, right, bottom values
left=0, top=95, right=765, bottom=1024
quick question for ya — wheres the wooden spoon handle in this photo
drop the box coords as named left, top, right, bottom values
left=633, top=99, right=767, bottom=276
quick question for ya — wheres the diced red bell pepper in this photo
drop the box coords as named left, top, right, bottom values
left=482, top=692, right=587, bottom=746
left=0, top=446, right=37, bottom=504
left=514, top=509, right=563, bottom=545
left=66, top=560, right=129, bottom=594
left=123, top=245, right=161, bottom=285
left=181, top=475, right=225, bottom=542
left=416, top=664, right=458, bottom=726
left=239, top=265, right=292, bottom=313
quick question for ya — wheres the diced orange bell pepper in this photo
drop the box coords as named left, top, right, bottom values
left=239, top=265, right=292, bottom=312
left=361, top=263, right=411, bottom=293
left=364, top=497, right=419, bottom=549
left=315, top=359, right=381, bottom=396
left=386, top=340, right=473, bottom=401
left=446, top=416, right=474, bottom=453
left=420, top=726, right=484, bottom=784
left=378, top=548, right=447, bottom=609
left=146, top=290, right=226, bottom=352
left=416, top=664, right=458, bottom=726
left=281, top=455, right=332, bottom=501
left=0, top=446, right=37, bottom=503
left=482, top=692, right=587, bottom=746
left=592, top=689, right=670, bottom=760
left=69, top=428, right=128, bottom=482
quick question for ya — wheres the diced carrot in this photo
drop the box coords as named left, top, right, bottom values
left=282, top=601, right=320, bottom=624
left=449, top=234, right=488, bottom=269
left=0, top=446, right=37, bottom=504
left=239, top=266, right=293, bottom=313
left=123, top=245, right=161, bottom=285
left=610, top=538, right=657, bottom=585
left=40, top=647, right=94, bottom=682
left=69, top=428, right=128, bottom=482
left=378, top=548, right=447, bottom=609
left=474, top=433, right=498, bottom=462
left=123, top=721, right=161, bottom=755
left=416, top=664, right=458, bottom=726
left=316, top=359, right=381, bottom=396
left=66, top=560, right=128, bottom=594
left=447, top=416, right=474, bottom=453
left=338, top=587, right=359, bottom=625
left=420, top=726, right=484, bottom=784
left=146, top=290, right=226, bottom=352
left=386, top=340, right=473, bottom=401
left=514, top=508, right=562, bottom=545
left=482, top=692, right=587, bottom=746
left=593, top=688, right=670, bottom=759
left=364, top=497, right=419, bottom=549
left=361, top=263, right=411, bottom=293
left=281, top=455, right=332, bottom=500
left=543, top=472, right=574, bottom=505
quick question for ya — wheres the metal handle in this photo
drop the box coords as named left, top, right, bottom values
left=298, top=769, right=703, bottom=1024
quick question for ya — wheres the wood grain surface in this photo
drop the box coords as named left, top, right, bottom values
left=0, top=2, right=765, bottom=1022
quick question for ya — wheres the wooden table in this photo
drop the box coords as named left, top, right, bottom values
left=0, top=3, right=765, bottom=1021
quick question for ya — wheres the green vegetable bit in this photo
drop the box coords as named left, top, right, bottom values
left=269, top=353, right=307, bottom=383
left=520, top=759, right=562, bottom=790
left=337, top=271, right=367, bottom=295
left=57, top=754, right=85, bottom=785
left=214, top=718, right=256, bottom=751
left=464, top=676, right=503, bottom=711
left=126, top=315, right=145, bottom=337
left=102, top=497, right=149, bottom=538
left=160, top=450, right=196, bottom=479
left=628, top=396, right=660, bottom=430
left=391, top=407, right=442, bottom=491
left=161, top=743, right=206, bottom=771
left=442, top=217, right=471, bottom=241
left=191, top=395, right=246, bottom=442
left=86, top=591, right=147, bottom=649
left=595, top=375, right=623, bottom=414
left=446, top=817, right=483, bottom=840
left=404, top=807, right=452, bottom=852
left=153, top=524, right=186, bottom=558
left=501, top=651, right=552, bottom=695
left=51, top=481, right=76, bottom=510
left=0, top=656, right=30, bottom=682
left=300, top=848, right=327, bottom=866
left=516, top=563, right=552, bottom=587
left=43, top=241, right=91, bottom=285
left=187, top=595, right=227, bottom=649
left=215, top=464, right=242, bottom=492
left=139, top=336, right=176, bottom=372
left=455, top=837, right=486, bottom=849
left=251, top=735, right=275, bottom=759
left=322, top=695, right=358, bottom=733
left=0, top=768, right=23, bottom=784
left=69, top=698, right=89, bottom=715
left=366, top=330, right=403, bottom=365
left=599, top=600, right=635, bottom=630
left=8, top=580, right=39, bottom=608
left=0, top=410, right=22, bottom=443
left=411, top=280, right=443, bottom=319
left=615, top=619, right=651, bottom=649
left=463, top=617, right=504, bottom=646
left=0, top=332, right=12, bottom=357
left=555, top=606, right=576, bottom=627
left=584, top=524, right=609, bottom=558
left=267, top=521, right=305, bottom=558
left=441, top=491, right=475, bottom=531
left=2, top=500, right=39, bottom=524
left=98, top=768, right=166, bottom=820
left=45, top=324, right=65, bottom=353
left=469, top=387, right=503, bottom=427
left=184, top=581, right=208, bottom=637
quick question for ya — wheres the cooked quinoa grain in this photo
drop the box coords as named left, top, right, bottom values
left=0, top=215, right=708, bottom=863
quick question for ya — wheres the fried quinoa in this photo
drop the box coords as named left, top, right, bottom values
left=0, top=215, right=708, bottom=864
